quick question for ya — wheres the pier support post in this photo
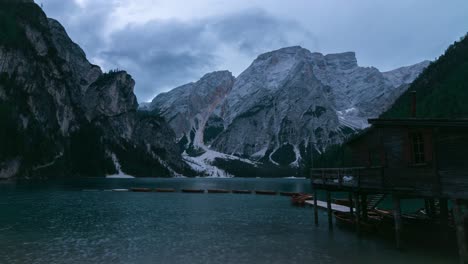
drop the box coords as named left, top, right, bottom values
left=349, top=193, right=354, bottom=216
left=326, top=191, right=333, bottom=230
left=453, top=199, right=468, bottom=264
left=354, top=192, right=361, bottom=235
left=440, top=198, right=449, bottom=222
left=424, top=199, right=430, bottom=216
left=440, top=198, right=449, bottom=239
left=429, top=199, right=436, bottom=218
left=361, top=194, right=368, bottom=221
left=392, top=195, right=402, bottom=249
left=314, top=189, right=319, bottom=226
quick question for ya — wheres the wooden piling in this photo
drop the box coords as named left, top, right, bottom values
left=314, top=189, right=319, bottom=226
left=361, top=194, right=368, bottom=221
left=440, top=198, right=449, bottom=227
left=453, top=199, right=468, bottom=264
left=429, top=199, right=436, bottom=218
left=348, top=192, right=354, bottom=216
left=424, top=199, right=430, bottom=216
left=392, top=195, right=402, bottom=249
left=354, top=192, right=361, bottom=235
left=326, top=191, right=333, bottom=230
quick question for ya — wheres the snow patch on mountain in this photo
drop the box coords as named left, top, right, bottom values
left=148, top=46, right=429, bottom=172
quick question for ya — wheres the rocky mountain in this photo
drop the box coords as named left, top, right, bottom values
left=151, top=71, right=235, bottom=147
left=149, top=46, right=428, bottom=175
left=0, top=2, right=190, bottom=179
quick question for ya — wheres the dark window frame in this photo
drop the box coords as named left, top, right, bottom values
left=410, top=132, right=426, bottom=165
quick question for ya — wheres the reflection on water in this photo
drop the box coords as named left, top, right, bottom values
left=0, top=178, right=457, bottom=264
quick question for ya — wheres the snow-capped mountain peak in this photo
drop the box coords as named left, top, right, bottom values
left=148, top=46, right=429, bottom=175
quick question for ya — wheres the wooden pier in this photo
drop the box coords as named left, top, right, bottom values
left=311, top=118, right=468, bottom=263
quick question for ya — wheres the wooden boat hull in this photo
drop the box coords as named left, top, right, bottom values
left=207, top=189, right=230, bottom=193
left=232, top=190, right=252, bottom=194
left=255, top=190, right=277, bottom=195
left=154, top=188, right=176, bottom=192
left=181, top=189, right=205, bottom=193
left=373, top=208, right=431, bottom=225
left=333, top=198, right=352, bottom=207
left=130, top=188, right=152, bottom=192
left=111, top=189, right=129, bottom=192
left=291, top=194, right=313, bottom=206
left=280, top=192, right=300, bottom=196
left=334, top=212, right=377, bottom=233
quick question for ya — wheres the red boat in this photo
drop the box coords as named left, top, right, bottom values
left=291, top=194, right=313, bottom=206
left=334, top=211, right=378, bottom=233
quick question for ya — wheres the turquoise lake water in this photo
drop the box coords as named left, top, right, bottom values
left=0, top=178, right=458, bottom=264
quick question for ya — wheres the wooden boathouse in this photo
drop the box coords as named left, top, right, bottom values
left=311, top=118, right=468, bottom=263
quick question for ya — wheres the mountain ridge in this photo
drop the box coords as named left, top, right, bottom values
left=149, top=46, right=429, bottom=176
left=0, top=2, right=191, bottom=179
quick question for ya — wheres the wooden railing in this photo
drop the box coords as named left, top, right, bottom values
left=311, top=165, right=439, bottom=193
left=310, top=167, right=384, bottom=189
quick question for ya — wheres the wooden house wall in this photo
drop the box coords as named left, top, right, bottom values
left=381, top=127, right=406, bottom=168
left=437, top=128, right=468, bottom=198
left=348, top=129, right=380, bottom=167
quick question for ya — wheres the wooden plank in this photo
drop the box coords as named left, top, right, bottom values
left=305, top=200, right=350, bottom=213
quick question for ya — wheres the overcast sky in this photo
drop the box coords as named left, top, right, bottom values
left=40, top=0, right=468, bottom=102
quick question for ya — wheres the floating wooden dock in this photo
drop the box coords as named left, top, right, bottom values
left=305, top=200, right=350, bottom=213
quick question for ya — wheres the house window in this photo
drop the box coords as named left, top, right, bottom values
left=411, top=132, right=425, bottom=164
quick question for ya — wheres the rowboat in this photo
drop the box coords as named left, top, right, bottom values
left=232, top=190, right=252, bottom=194
left=332, top=198, right=353, bottom=207
left=373, top=208, right=431, bottom=225
left=280, top=191, right=301, bottom=196
left=154, top=188, right=176, bottom=192
left=111, top=189, right=129, bottom=192
left=255, top=190, right=277, bottom=195
left=181, top=189, right=205, bottom=193
left=334, top=211, right=377, bottom=233
left=207, top=189, right=230, bottom=193
left=291, top=194, right=313, bottom=206
left=130, top=188, right=152, bottom=192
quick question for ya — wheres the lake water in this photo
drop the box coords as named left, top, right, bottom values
left=0, top=178, right=457, bottom=264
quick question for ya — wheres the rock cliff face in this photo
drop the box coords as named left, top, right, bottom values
left=0, top=2, right=189, bottom=179
left=149, top=46, right=428, bottom=174
left=150, top=71, right=235, bottom=148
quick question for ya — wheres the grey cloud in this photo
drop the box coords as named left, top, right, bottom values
left=208, top=9, right=316, bottom=56
left=99, top=9, right=314, bottom=101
